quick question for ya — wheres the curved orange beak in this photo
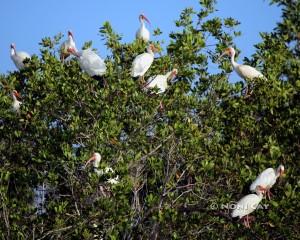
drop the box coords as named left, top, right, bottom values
left=141, top=14, right=151, bottom=25
left=217, top=48, right=231, bottom=62
left=150, top=44, right=159, bottom=53
left=85, top=154, right=95, bottom=167
left=172, top=70, right=178, bottom=77
left=67, top=47, right=79, bottom=57
left=13, top=90, right=21, bottom=99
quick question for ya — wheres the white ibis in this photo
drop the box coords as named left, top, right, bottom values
left=144, top=68, right=178, bottom=94
left=136, top=14, right=151, bottom=42
left=60, top=31, right=77, bottom=62
left=131, top=44, right=158, bottom=82
left=12, top=90, right=22, bottom=113
left=85, top=152, right=119, bottom=184
left=219, top=47, right=264, bottom=80
left=250, top=165, right=284, bottom=200
left=10, top=43, right=30, bottom=70
left=219, top=47, right=264, bottom=95
left=231, top=185, right=264, bottom=228
left=68, top=47, right=106, bottom=77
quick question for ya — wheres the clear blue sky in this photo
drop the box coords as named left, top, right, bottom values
left=1, top=0, right=281, bottom=74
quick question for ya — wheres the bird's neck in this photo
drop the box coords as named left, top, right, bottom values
left=140, top=19, right=145, bottom=27
left=147, top=49, right=154, bottom=56
left=230, top=54, right=239, bottom=69
left=275, top=168, right=281, bottom=178
left=93, top=163, right=99, bottom=168
left=12, top=94, right=17, bottom=102
left=256, top=191, right=264, bottom=200
left=10, top=48, right=16, bottom=56
left=165, top=71, right=173, bottom=80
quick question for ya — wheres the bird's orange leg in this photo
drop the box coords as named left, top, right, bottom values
left=242, top=215, right=250, bottom=228
left=248, top=215, right=255, bottom=228
left=266, top=189, right=273, bottom=200
left=242, top=217, right=248, bottom=228
left=258, top=186, right=268, bottom=198
left=159, top=101, right=164, bottom=111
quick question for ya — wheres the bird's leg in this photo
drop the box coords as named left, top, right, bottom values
left=242, top=217, right=247, bottom=228
left=60, top=53, right=65, bottom=63
left=244, top=84, right=252, bottom=98
left=248, top=215, right=255, bottom=227
left=267, top=189, right=273, bottom=200
left=246, top=215, right=250, bottom=228
left=243, top=85, right=248, bottom=96
left=159, top=101, right=164, bottom=111
left=242, top=215, right=250, bottom=228
left=103, top=78, right=108, bottom=88
left=258, top=186, right=268, bottom=198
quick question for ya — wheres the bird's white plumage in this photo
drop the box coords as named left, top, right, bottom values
left=234, top=64, right=264, bottom=80
left=10, top=45, right=30, bottom=70
left=86, top=152, right=119, bottom=184
left=250, top=165, right=284, bottom=192
left=60, top=32, right=77, bottom=60
left=144, top=75, right=168, bottom=93
left=221, top=47, right=264, bottom=81
left=12, top=98, right=22, bottom=113
left=136, top=23, right=150, bottom=42
left=131, top=46, right=155, bottom=77
left=144, top=69, right=177, bottom=93
left=136, top=14, right=150, bottom=42
left=12, top=91, right=22, bottom=113
left=231, top=192, right=263, bottom=218
left=76, top=49, right=106, bottom=77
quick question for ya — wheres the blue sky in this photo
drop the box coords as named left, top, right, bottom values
left=1, top=0, right=281, bottom=74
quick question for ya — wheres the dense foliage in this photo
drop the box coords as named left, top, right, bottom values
left=0, top=0, right=299, bottom=239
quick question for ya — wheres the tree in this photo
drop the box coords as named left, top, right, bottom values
left=0, top=0, right=299, bottom=239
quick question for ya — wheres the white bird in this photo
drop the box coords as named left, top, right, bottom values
left=60, top=31, right=77, bottom=62
left=136, top=14, right=151, bottom=42
left=219, top=47, right=264, bottom=95
left=12, top=90, right=22, bottom=113
left=85, top=152, right=119, bottom=184
left=10, top=43, right=30, bottom=70
left=250, top=165, right=284, bottom=200
left=231, top=185, right=264, bottom=228
left=219, top=47, right=264, bottom=80
left=68, top=47, right=106, bottom=77
left=131, top=44, right=157, bottom=82
left=144, top=69, right=178, bottom=93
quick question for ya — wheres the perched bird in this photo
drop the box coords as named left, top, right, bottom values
left=136, top=14, right=151, bottom=42
left=219, top=47, right=264, bottom=80
left=60, top=31, right=77, bottom=62
left=68, top=47, right=106, bottom=77
left=10, top=43, right=30, bottom=70
left=250, top=165, right=284, bottom=200
left=131, top=44, right=158, bottom=83
left=85, top=152, right=119, bottom=184
left=231, top=185, right=264, bottom=228
left=11, top=90, right=22, bottom=113
left=144, top=68, right=178, bottom=93
left=219, top=47, right=264, bottom=95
